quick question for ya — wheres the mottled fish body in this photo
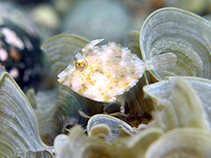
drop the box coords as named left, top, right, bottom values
left=58, top=39, right=177, bottom=103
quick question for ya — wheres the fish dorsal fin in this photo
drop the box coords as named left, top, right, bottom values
left=82, top=39, right=104, bottom=51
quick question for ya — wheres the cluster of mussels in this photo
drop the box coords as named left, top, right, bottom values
left=0, top=4, right=211, bottom=158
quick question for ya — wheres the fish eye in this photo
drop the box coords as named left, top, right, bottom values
left=76, top=59, right=87, bottom=69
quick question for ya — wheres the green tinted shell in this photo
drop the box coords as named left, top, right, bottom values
left=140, top=7, right=211, bottom=81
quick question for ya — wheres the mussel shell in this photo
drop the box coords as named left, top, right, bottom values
left=24, top=150, right=54, bottom=158
left=0, top=3, right=45, bottom=92
left=145, top=128, right=211, bottom=158
left=41, top=34, right=89, bottom=74
left=127, top=30, right=142, bottom=59
left=123, top=71, right=155, bottom=120
left=103, top=102, right=122, bottom=114
left=0, top=1, right=41, bottom=38
left=140, top=7, right=211, bottom=81
left=54, top=126, right=136, bottom=158
left=37, top=84, right=104, bottom=146
left=171, top=76, right=211, bottom=129
left=127, top=127, right=164, bottom=158
left=0, top=70, right=53, bottom=157
left=87, top=114, right=132, bottom=141
left=143, top=77, right=209, bottom=132
left=88, top=123, right=111, bottom=142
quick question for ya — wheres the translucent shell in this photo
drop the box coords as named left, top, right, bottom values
left=143, top=77, right=210, bottom=132
left=0, top=70, right=53, bottom=157
left=145, top=128, right=211, bottom=158
left=87, top=114, right=132, bottom=142
left=140, top=7, right=211, bottom=81
left=54, top=126, right=136, bottom=158
left=41, top=34, right=89, bottom=74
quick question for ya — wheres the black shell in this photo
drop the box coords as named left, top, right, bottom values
left=0, top=20, right=43, bottom=92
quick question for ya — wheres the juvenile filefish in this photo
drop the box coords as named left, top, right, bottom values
left=58, top=39, right=177, bottom=103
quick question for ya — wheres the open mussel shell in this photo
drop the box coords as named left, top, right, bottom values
left=54, top=126, right=136, bottom=158
left=145, top=128, right=211, bottom=158
left=24, top=150, right=54, bottom=158
left=126, top=30, right=142, bottom=59
left=127, top=127, right=164, bottom=158
left=87, top=114, right=132, bottom=142
left=24, top=72, right=105, bottom=147
left=41, top=34, right=89, bottom=74
left=88, top=123, right=111, bottom=142
left=0, top=70, right=53, bottom=157
left=143, top=77, right=210, bottom=132
left=123, top=30, right=159, bottom=118
left=123, top=71, right=155, bottom=118
left=140, top=7, right=211, bottom=81
left=0, top=1, right=41, bottom=38
left=37, top=83, right=104, bottom=146
left=171, top=76, right=211, bottom=129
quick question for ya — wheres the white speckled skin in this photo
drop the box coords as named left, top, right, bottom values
left=58, top=39, right=177, bottom=103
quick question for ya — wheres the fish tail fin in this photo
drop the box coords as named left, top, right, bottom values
left=145, top=53, right=177, bottom=70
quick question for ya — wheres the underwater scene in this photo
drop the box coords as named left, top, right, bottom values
left=1, top=0, right=211, bottom=157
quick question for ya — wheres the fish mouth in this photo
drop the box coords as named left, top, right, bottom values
left=57, top=70, right=66, bottom=84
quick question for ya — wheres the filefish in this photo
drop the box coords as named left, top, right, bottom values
left=58, top=39, right=177, bottom=103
